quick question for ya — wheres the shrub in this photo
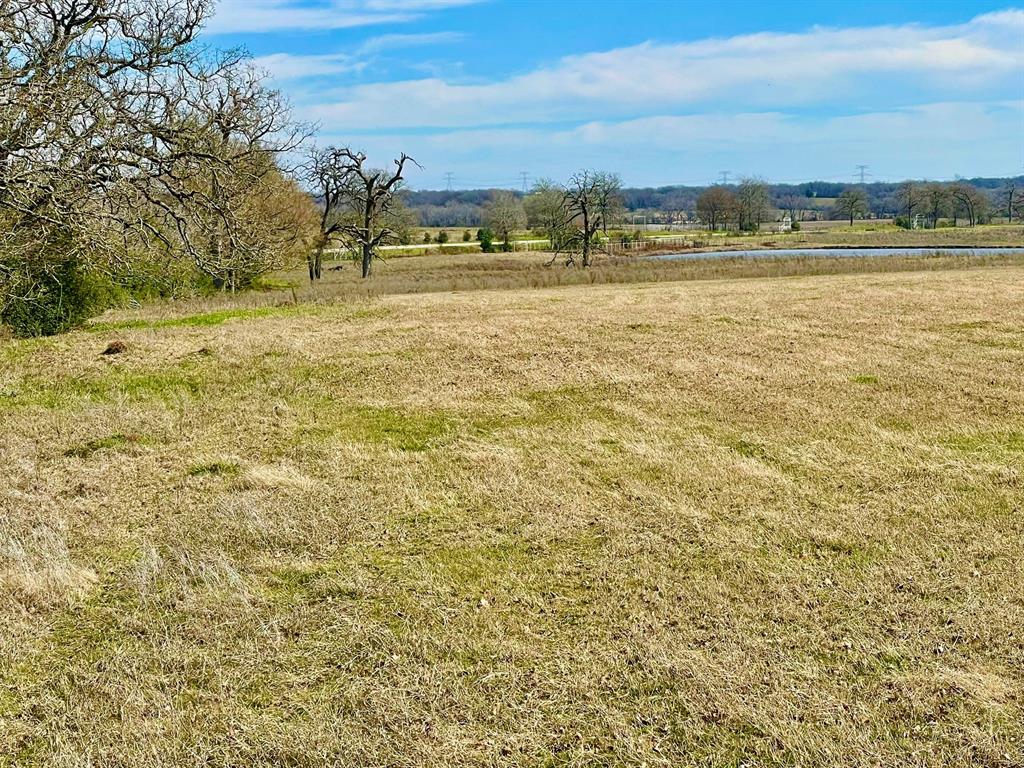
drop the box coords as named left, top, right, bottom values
left=437, top=230, right=449, bottom=244
left=462, top=230, right=472, bottom=242
left=477, top=228, right=495, bottom=253
left=1, top=258, right=120, bottom=337
left=791, top=220, right=801, bottom=231
left=422, top=231, right=432, bottom=244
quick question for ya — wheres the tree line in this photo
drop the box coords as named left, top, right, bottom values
left=408, top=177, right=1024, bottom=229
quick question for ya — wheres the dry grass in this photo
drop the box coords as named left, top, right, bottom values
left=703, top=222, right=1024, bottom=249
left=2, top=262, right=1024, bottom=766
left=89, top=227, right=1024, bottom=327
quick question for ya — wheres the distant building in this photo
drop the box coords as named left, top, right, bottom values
left=777, top=214, right=792, bottom=233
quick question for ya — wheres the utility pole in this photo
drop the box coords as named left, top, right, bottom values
left=855, top=165, right=870, bottom=184
left=719, top=170, right=731, bottom=185
left=444, top=172, right=454, bottom=191
left=519, top=171, right=530, bottom=193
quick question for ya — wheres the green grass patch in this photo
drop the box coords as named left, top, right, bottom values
left=4, top=364, right=204, bottom=411
left=726, top=437, right=774, bottom=462
left=942, top=431, right=1024, bottom=457
left=88, top=305, right=307, bottom=331
left=264, top=560, right=363, bottom=603
left=428, top=540, right=536, bottom=589
left=522, top=385, right=620, bottom=426
left=88, top=302, right=387, bottom=332
left=187, top=459, right=241, bottom=477
left=299, top=404, right=457, bottom=452
left=251, top=277, right=298, bottom=292
left=852, top=374, right=880, bottom=385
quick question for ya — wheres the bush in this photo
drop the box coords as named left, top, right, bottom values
left=477, top=228, right=495, bottom=253
left=437, top=230, right=449, bottom=244
left=422, top=231, right=432, bottom=244
left=462, top=230, right=472, bottom=242
left=1, top=258, right=120, bottom=337
left=790, top=220, right=801, bottom=231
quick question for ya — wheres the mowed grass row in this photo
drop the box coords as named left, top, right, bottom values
left=1, top=266, right=1023, bottom=766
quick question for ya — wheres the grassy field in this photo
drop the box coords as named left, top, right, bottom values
left=2, top=255, right=1024, bottom=765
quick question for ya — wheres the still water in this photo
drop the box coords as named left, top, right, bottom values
left=650, top=247, right=1024, bottom=261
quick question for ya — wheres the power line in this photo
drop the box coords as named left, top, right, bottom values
left=519, top=171, right=531, bottom=193
left=718, top=170, right=731, bottom=185
left=444, top=171, right=454, bottom=191
left=855, top=165, right=871, bottom=184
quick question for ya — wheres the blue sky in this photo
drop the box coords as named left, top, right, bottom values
left=206, top=1, right=1024, bottom=189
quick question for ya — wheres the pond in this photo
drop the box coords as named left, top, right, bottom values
left=649, top=247, right=1024, bottom=261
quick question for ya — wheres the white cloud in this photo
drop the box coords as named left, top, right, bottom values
left=254, top=52, right=362, bottom=80
left=319, top=101, right=1024, bottom=187
left=252, top=31, right=462, bottom=81
left=207, top=0, right=481, bottom=34
left=300, top=11, right=1024, bottom=130
left=356, top=31, right=464, bottom=55
left=363, top=0, right=482, bottom=9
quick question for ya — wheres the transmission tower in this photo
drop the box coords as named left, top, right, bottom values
left=719, top=170, right=731, bottom=185
left=855, top=165, right=870, bottom=184
left=519, top=171, right=531, bottom=192
left=444, top=172, right=455, bottom=191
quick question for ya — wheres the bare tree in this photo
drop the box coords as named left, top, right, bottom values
left=777, top=193, right=804, bottom=224
left=834, top=187, right=869, bottom=226
left=309, top=148, right=417, bottom=279
left=303, top=147, right=350, bottom=281
left=1001, top=183, right=1020, bottom=223
left=922, top=183, right=952, bottom=229
left=696, top=186, right=736, bottom=231
left=950, top=183, right=989, bottom=227
left=162, top=63, right=312, bottom=291
left=524, top=180, right=569, bottom=249
left=484, top=191, right=527, bottom=251
left=0, top=0, right=309, bottom=313
left=734, top=178, right=771, bottom=232
left=896, top=182, right=920, bottom=224
left=662, top=191, right=691, bottom=229
left=555, top=171, right=622, bottom=267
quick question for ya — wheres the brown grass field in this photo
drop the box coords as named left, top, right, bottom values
left=2, top=252, right=1024, bottom=765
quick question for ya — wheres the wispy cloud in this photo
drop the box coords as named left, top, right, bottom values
left=301, top=11, right=1024, bottom=130
left=363, top=0, right=482, bottom=9
left=207, top=0, right=481, bottom=34
left=356, top=31, right=464, bottom=55
left=321, top=101, right=1024, bottom=186
left=253, top=52, right=362, bottom=80
left=252, top=31, right=463, bottom=82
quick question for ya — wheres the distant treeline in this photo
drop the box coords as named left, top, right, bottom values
left=406, top=176, right=1024, bottom=227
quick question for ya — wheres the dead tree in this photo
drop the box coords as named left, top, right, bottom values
left=1002, top=184, right=1020, bottom=223
left=302, top=147, right=351, bottom=281
left=553, top=171, right=622, bottom=267
left=311, top=148, right=416, bottom=279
